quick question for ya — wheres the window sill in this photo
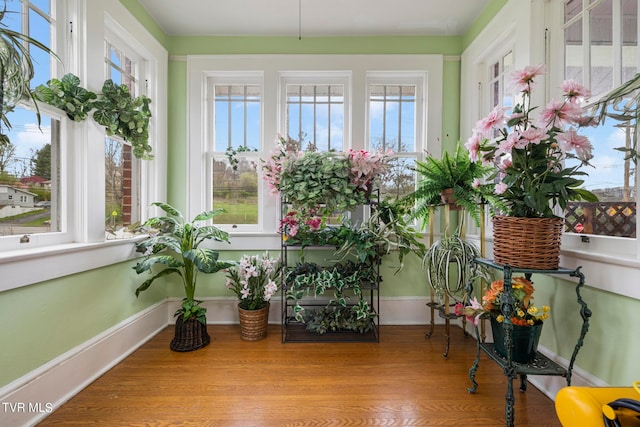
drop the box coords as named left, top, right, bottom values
left=0, top=237, right=146, bottom=293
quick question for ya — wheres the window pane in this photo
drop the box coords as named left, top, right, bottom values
left=565, top=17, right=584, bottom=83
left=0, top=107, right=60, bottom=237
left=369, top=85, right=416, bottom=152
left=565, top=117, right=636, bottom=238
left=212, top=84, right=261, bottom=226
left=622, top=0, right=638, bottom=83
left=105, top=139, right=139, bottom=238
left=29, top=7, right=52, bottom=88
left=286, top=84, right=344, bottom=151
left=380, top=156, right=416, bottom=201
left=212, top=155, right=259, bottom=225
left=590, top=0, right=613, bottom=96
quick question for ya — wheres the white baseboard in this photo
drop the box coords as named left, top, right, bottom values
left=181, top=296, right=442, bottom=325
left=0, top=302, right=168, bottom=427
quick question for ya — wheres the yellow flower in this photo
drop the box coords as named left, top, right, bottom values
left=496, top=315, right=504, bottom=323
left=542, top=305, right=550, bottom=313
left=516, top=309, right=525, bottom=318
left=541, top=313, right=549, bottom=320
left=527, top=306, right=539, bottom=315
left=527, top=319, right=534, bottom=325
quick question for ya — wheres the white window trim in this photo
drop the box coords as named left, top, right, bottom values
left=187, top=54, right=443, bottom=251
left=207, top=72, right=264, bottom=233
left=0, top=0, right=168, bottom=292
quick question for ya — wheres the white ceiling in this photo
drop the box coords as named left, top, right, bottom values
left=136, top=0, right=492, bottom=37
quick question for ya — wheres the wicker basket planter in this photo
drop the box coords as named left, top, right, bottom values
left=238, top=303, right=270, bottom=341
left=170, top=316, right=210, bottom=352
left=492, top=215, right=563, bottom=270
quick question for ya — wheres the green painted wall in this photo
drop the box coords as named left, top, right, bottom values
left=462, top=0, right=508, bottom=50
left=0, top=261, right=165, bottom=385
left=532, top=275, right=640, bottom=386
left=167, top=59, right=188, bottom=213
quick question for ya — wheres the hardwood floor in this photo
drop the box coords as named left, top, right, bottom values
left=38, top=325, right=561, bottom=426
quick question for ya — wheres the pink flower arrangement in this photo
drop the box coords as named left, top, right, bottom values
left=348, top=148, right=393, bottom=193
left=465, top=64, right=598, bottom=218
left=225, top=252, right=281, bottom=311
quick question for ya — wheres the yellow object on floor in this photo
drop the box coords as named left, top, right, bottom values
left=555, top=386, right=640, bottom=426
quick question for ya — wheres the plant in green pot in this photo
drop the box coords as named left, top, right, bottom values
left=133, top=202, right=234, bottom=352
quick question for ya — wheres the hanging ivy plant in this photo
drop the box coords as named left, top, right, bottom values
left=33, top=73, right=153, bottom=159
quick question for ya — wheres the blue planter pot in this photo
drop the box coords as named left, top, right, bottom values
left=490, top=316, right=543, bottom=363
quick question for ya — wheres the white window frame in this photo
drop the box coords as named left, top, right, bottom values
left=0, top=1, right=167, bottom=292
left=207, top=72, right=264, bottom=233
left=279, top=71, right=351, bottom=152
left=365, top=72, right=427, bottom=204
left=187, top=54, right=443, bottom=250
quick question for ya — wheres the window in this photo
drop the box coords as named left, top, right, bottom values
left=188, top=55, right=442, bottom=249
left=367, top=75, right=425, bottom=201
left=103, top=34, right=144, bottom=238
left=209, top=76, right=262, bottom=230
left=561, top=0, right=638, bottom=241
left=0, top=1, right=64, bottom=247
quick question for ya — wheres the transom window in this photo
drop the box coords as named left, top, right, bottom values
left=286, top=84, right=344, bottom=151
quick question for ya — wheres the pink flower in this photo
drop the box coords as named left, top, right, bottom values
left=473, top=105, right=507, bottom=137
left=509, top=64, right=546, bottom=93
left=538, top=99, right=583, bottom=129
left=495, top=182, right=508, bottom=195
left=454, top=302, right=464, bottom=316
left=561, top=79, right=591, bottom=102
left=498, top=155, right=512, bottom=170
left=305, top=217, right=322, bottom=231
left=557, top=128, right=594, bottom=161
left=465, top=133, right=482, bottom=163
left=472, top=178, right=481, bottom=189
left=497, top=131, right=519, bottom=155
left=518, top=127, right=547, bottom=148
left=463, top=297, right=485, bottom=326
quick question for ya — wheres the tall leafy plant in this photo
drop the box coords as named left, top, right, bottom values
left=133, top=202, right=234, bottom=324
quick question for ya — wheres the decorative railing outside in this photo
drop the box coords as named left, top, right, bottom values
left=565, top=202, right=637, bottom=238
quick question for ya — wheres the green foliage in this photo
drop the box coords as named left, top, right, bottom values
left=133, top=202, right=234, bottom=323
left=33, top=74, right=153, bottom=160
left=31, top=143, right=51, bottom=180
left=284, top=260, right=378, bottom=332
left=408, top=142, right=495, bottom=226
left=92, top=79, right=152, bottom=159
left=33, top=74, right=96, bottom=121
left=279, top=152, right=364, bottom=214
left=422, top=227, right=490, bottom=300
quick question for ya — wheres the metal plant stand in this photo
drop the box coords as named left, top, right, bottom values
left=466, top=258, right=591, bottom=427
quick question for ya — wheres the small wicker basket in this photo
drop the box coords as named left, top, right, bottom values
left=492, top=215, right=564, bottom=270
left=238, top=303, right=270, bottom=341
left=170, top=316, right=210, bottom=352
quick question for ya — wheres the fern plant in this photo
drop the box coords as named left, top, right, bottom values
left=133, top=202, right=234, bottom=324
left=408, top=142, right=498, bottom=226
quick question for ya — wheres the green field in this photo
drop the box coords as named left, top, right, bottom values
left=213, top=198, right=259, bottom=224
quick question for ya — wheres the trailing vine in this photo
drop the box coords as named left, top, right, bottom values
left=33, top=73, right=153, bottom=159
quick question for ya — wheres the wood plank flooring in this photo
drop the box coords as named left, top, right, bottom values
left=37, top=325, right=561, bottom=426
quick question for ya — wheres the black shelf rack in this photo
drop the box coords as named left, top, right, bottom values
left=280, top=198, right=381, bottom=343
left=466, top=258, right=591, bottom=427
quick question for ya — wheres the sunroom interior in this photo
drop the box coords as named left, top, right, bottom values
left=0, top=0, right=639, bottom=426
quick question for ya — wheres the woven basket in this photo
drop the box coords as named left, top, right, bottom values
left=238, top=303, right=270, bottom=341
left=170, top=316, right=210, bottom=352
left=492, top=215, right=563, bottom=270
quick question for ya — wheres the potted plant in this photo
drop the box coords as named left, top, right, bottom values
left=225, top=252, right=282, bottom=341
left=421, top=224, right=488, bottom=302
left=408, top=141, right=496, bottom=227
left=461, top=276, right=551, bottom=363
left=465, top=65, right=598, bottom=269
left=133, top=202, right=233, bottom=351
